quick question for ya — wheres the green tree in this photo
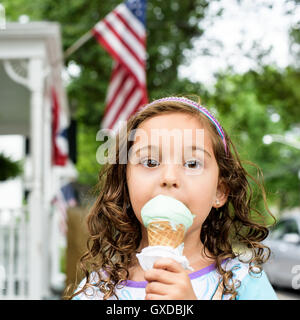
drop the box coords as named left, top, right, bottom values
left=202, top=66, right=300, bottom=213
left=0, top=153, right=22, bottom=181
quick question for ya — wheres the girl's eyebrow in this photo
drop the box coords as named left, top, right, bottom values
left=135, top=145, right=212, bottom=158
left=185, top=145, right=212, bottom=158
left=134, top=145, right=159, bottom=154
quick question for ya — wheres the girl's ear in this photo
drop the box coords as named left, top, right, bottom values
left=214, top=180, right=229, bottom=208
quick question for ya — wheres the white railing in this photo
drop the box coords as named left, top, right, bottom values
left=0, top=207, right=29, bottom=299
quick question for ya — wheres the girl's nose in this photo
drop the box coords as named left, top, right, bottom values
left=160, top=164, right=180, bottom=189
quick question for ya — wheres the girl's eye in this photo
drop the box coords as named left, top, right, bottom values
left=184, top=159, right=203, bottom=169
left=139, top=158, right=203, bottom=169
left=140, top=158, right=159, bottom=168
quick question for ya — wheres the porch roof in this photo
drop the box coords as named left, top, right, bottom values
left=0, top=22, right=68, bottom=135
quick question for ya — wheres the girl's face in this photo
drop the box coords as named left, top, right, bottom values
left=126, top=112, right=228, bottom=238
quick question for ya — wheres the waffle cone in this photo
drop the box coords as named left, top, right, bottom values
left=147, top=220, right=185, bottom=248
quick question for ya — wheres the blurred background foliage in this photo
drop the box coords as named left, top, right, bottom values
left=0, top=153, right=22, bottom=181
left=3, top=0, right=300, bottom=217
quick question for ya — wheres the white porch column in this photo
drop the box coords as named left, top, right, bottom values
left=41, top=84, right=52, bottom=298
left=27, top=57, right=44, bottom=299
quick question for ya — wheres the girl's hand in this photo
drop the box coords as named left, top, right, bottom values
left=144, top=257, right=197, bottom=300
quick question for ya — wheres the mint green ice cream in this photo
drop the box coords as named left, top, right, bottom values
left=141, top=194, right=195, bottom=232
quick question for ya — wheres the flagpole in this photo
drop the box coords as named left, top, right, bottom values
left=64, top=29, right=93, bottom=59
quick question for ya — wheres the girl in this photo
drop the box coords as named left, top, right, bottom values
left=68, top=96, right=277, bottom=300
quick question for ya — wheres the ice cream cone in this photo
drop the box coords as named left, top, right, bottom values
left=147, top=220, right=185, bottom=248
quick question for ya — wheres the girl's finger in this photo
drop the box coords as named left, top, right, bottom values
left=144, top=268, right=177, bottom=284
left=145, top=293, right=169, bottom=300
left=145, top=281, right=171, bottom=295
left=153, top=257, right=185, bottom=273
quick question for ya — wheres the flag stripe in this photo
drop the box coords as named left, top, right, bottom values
left=95, top=0, right=148, bottom=132
left=105, top=70, right=130, bottom=118
left=102, top=18, right=145, bottom=68
left=111, top=92, right=144, bottom=132
left=116, top=3, right=145, bottom=40
left=115, top=89, right=143, bottom=124
left=105, top=64, right=126, bottom=109
left=106, top=11, right=146, bottom=61
left=92, top=25, right=145, bottom=86
left=108, top=82, right=139, bottom=129
left=113, top=10, right=145, bottom=46
left=101, top=76, right=135, bottom=129
left=108, top=84, right=147, bottom=130
left=52, top=87, right=68, bottom=166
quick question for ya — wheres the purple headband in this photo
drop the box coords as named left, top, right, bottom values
left=141, top=97, right=228, bottom=155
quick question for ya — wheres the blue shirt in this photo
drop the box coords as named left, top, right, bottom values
left=72, top=257, right=278, bottom=300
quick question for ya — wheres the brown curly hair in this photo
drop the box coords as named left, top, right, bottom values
left=66, top=96, right=275, bottom=300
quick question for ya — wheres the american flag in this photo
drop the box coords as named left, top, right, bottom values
left=52, top=183, right=78, bottom=235
left=51, top=87, right=69, bottom=166
left=92, top=0, right=148, bottom=132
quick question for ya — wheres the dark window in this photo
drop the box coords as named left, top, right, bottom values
left=271, top=219, right=299, bottom=240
